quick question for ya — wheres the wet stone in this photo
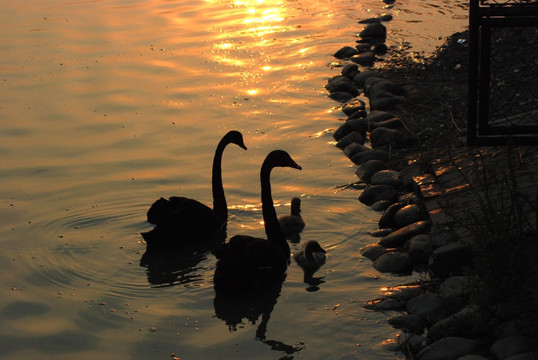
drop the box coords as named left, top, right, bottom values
left=428, top=306, right=478, bottom=341
left=360, top=242, right=392, bottom=260
left=378, top=202, right=405, bottom=229
left=438, top=276, right=472, bottom=302
left=495, top=315, right=538, bottom=338
left=347, top=109, right=367, bottom=119
left=380, top=221, right=431, bottom=248
left=373, top=251, right=412, bottom=274
left=343, top=142, right=367, bottom=158
left=333, top=122, right=352, bottom=141
left=334, top=118, right=369, bottom=141
left=388, top=314, right=425, bottom=334
left=374, top=43, right=388, bottom=55
left=355, top=159, right=388, bottom=183
left=350, top=51, right=376, bottom=66
left=369, top=94, right=405, bottom=111
left=384, top=284, right=424, bottom=300
left=328, top=91, right=355, bottom=102
left=325, top=75, right=351, bottom=91
left=399, top=192, right=420, bottom=205
left=370, top=169, right=402, bottom=187
left=371, top=199, right=394, bottom=211
left=346, top=118, right=370, bottom=135
left=406, top=234, right=433, bottom=263
left=351, top=148, right=389, bottom=165
left=416, top=337, right=475, bottom=360
left=359, top=23, right=387, bottom=39
left=336, top=131, right=365, bottom=149
left=394, top=204, right=425, bottom=228
left=333, top=46, right=359, bottom=59
left=358, top=184, right=398, bottom=206
left=341, top=63, right=359, bottom=79
left=366, top=78, right=405, bottom=98
left=325, top=76, right=359, bottom=97
left=342, top=99, right=366, bottom=116
left=355, top=42, right=372, bottom=52
left=369, top=127, right=402, bottom=148
left=430, top=242, right=474, bottom=276
left=402, top=334, right=429, bottom=356
left=407, top=293, right=444, bottom=319
left=368, top=228, right=393, bottom=237
left=353, top=71, right=384, bottom=88
left=364, top=110, right=395, bottom=123
left=458, top=356, right=488, bottom=360
left=490, top=336, right=538, bottom=360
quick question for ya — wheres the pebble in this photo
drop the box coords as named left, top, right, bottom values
left=334, top=46, right=359, bottom=59
left=490, top=336, right=538, bottom=360
left=350, top=51, right=376, bottom=65
left=378, top=202, right=406, bottom=229
left=373, top=251, right=412, bottom=274
left=370, top=169, right=402, bottom=187
left=353, top=71, right=384, bottom=88
left=358, top=23, right=387, bottom=39
left=416, top=337, right=475, bottom=360
left=336, top=131, right=365, bottom=149
left=379, top=221, right=431, bottom=248
left=355, top=159, right=388, bottom=183
left=358, top=184, right=398, bottom=206
left=350, top=148, right=390, bottom=165
left=394, top=204, right=424, bottom=228
left=407, top=293, right=444, bottom=319
left=406, top=234, right=433, bottom=263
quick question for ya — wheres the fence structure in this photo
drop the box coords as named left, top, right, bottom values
left=468, top=0, right=538, bottom=145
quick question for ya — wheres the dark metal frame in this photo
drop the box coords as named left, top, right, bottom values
left=467, top=0, right=538, bottom=145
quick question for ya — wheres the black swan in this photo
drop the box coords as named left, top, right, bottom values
left=293, top=240, right=326, bottom=271
left=278, top=196, right=305, bottom=242
left=142, top=130, right=247, bottom=246
left=214, top=150, right=302, bottom=291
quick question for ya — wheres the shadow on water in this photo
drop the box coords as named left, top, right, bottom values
left=139, top=228, right=226, bottom=287
left=213, top=278, right=304, bottom=358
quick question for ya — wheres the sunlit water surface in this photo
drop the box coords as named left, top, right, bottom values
left=0, top=0, right=466, bottom=358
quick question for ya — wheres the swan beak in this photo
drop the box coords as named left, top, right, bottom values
left=292, top=163, right=302, bottom=170
left=239, top=143, right=247, bottom=150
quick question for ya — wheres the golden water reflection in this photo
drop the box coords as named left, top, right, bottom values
left=207, top=0, right=297, bottom=96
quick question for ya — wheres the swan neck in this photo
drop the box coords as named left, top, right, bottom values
left=261, top=166, right=290, bottom=259
left=212, top=139, right=227, bottom=222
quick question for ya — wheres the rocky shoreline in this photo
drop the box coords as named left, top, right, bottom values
left=325, top=2, right=538, bottom=360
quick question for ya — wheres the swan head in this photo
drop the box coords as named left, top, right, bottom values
left=224, top=130, right=247, bottom=150
left=266, top=150, right=302, bottom=171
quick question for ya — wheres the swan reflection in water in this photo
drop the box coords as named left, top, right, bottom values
left=139, top=230, right=225, bottom=287
left=213, top=278, right=304, bottom=357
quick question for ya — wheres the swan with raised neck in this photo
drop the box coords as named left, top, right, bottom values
left=143, top=130, right=246, bottom=246
left=214, top=150, right=302, bottom=290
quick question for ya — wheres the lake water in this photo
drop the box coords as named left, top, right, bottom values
left=0, top=0, right=467, bottom=359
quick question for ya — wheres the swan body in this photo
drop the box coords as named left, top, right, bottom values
left=214, top=150, right=302, bottom=291
left=142, top=130, right=247, bottom=246
left=279, top=197, right=305, bottom=241
left=294, top=240, right=326, bottom=271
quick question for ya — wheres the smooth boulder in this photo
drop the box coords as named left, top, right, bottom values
left=380, top=221, right=431, bottom=248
